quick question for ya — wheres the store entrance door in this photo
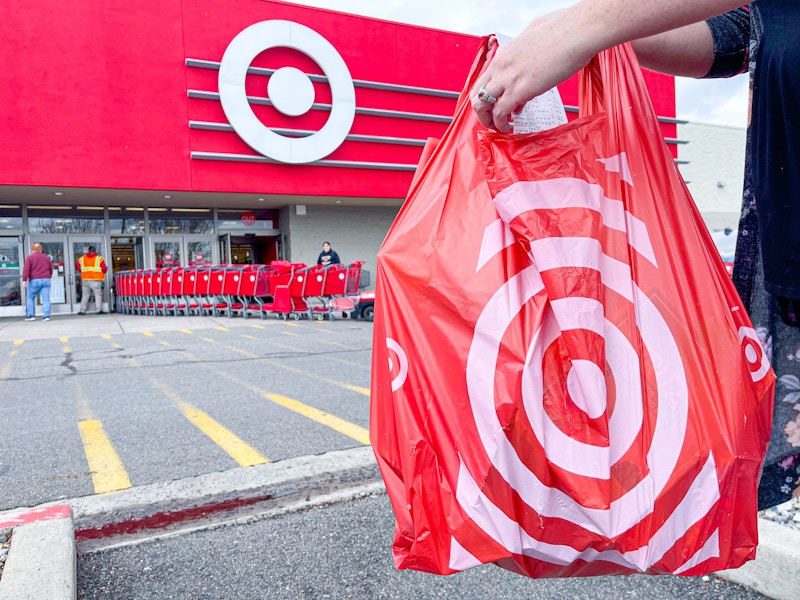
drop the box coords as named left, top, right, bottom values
left=0, top=237, right=24, bottom=318
left=31, top=235, right=105, bottom=314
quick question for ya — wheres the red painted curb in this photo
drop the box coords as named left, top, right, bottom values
left=0, top=505, right=71, bottom=529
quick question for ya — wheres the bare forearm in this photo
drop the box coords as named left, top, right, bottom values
left=632, top=23, right=715, bottom=77
left=472, top=0, right=747, bottom=131
left=560, top=0, right=745, bottom=58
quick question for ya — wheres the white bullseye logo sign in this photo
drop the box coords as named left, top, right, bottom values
left=450, top=163, right=723, bottom=574
left=218, top=20, right=356, bottom=164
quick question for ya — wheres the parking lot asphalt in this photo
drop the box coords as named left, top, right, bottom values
left=0, top=312, right=797, bottom=599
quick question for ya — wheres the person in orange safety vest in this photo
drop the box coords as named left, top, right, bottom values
left=76, top=245, right=108, bottom=314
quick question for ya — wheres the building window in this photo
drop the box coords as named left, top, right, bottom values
left=109, top=207, right=145, bottom=235
left=217, top=209, right=277, bottom=232
left=148, top=208, right=213, bottom=234
left=27, top=207, right=105, bottom=234
left=0, top=205, right=22, bottom=230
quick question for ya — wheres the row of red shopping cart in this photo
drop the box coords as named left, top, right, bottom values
left=113, top=261, right=364, bottom=320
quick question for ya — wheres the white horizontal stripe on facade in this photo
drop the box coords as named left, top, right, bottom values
left=189, top=121, right=428, bottom=146
left=191, top=151, right=417, bottom=171
left=186, top=58, right=460, bottom=98
left=187, top=90, right=453, bottom=123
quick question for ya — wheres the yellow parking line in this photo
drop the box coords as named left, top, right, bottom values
left=249, top=325, right=265, bottom=330
left=10, top=349, right=18, bottom=357
left=13, top=340, right=23, bottom=346
left=75, top=393, right=131, bottom=495
left=78, top=419, right=132, bottom=494
left=142, top=332, right=154, bottom=337
left=101, top=334, right=112, bottom=340
left=241, top=335, right=258, bottom=341
left=159, top=340, right=170, bottom=347
left=181, top=349, right=370, bottom=445
left=59, top=337, right=69, bottom=343
left=127, top=358, right=268, bottom=467
left=202, top=341, right=371, bottom=397
left=174, top=399, right=269, bottom=467
left=0, top=363, right=10, bottom=380
left=181, top=329, right=193, bottom=335
left=265, top=393, right=370, bottom=445
left=216, top=327, right=229, bottom=332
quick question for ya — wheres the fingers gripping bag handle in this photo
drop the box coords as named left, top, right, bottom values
left=475, top=42, right=775, bottom=578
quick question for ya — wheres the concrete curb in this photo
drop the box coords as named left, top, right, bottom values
left=0, top=517, right=76, bottom=600
left=0, top=447, right=382, bottom=598
left=717, top=518, right=800, bottom=600
left=1, top=446, right=797, bottom=599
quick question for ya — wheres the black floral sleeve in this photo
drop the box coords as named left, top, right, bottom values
left=705, top=7, right=750, bottom=78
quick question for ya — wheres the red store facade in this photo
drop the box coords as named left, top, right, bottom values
left=0, top=0, right=680, bottom=317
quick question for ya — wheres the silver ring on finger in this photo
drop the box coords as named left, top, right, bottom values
left=477, top=85, right=498, bottom=105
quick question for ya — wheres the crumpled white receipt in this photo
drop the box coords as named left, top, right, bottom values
left=512, top=87, right=568, bottom=134
left=493, top=32, right=569, bottom=135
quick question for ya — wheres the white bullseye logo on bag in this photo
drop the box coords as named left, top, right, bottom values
left=455, top=160, right=722, bottom=574
left=738, top=326, right=771, bottom=382
left=218, top=20, right=356, bottom=164
left=386, top=338, right=409, bottom=392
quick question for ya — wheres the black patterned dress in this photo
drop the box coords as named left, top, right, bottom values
left=707, top=1, right=800, bottom=509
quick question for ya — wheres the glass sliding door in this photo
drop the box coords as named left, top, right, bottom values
left=0, top=237, right=23, bottom=317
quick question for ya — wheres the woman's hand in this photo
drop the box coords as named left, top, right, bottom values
left=469, top=0, right=744, bottom=131
left=470, top=10, right=595, bottom=132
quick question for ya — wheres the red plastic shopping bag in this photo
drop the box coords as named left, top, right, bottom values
left=370, top=40, right=775, bottom=578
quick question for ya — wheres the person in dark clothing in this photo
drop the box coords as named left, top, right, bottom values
left=317, top=242, right=341, bottom=267
left=22, top=243, right=54, bottom=321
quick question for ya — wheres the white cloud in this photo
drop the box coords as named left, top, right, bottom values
left=288, top=0, right=748, bottom=127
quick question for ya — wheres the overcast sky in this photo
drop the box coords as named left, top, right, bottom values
left=289, top=0, right=749, bottom=128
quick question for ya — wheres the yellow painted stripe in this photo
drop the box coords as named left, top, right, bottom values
left=101, top=334, right=112, bottom=340
left=63, top=346, right=71, bottom=353
left=59, top=337, right=69, bottom=343
left=112, top=343, right=123, bottom=349
left=78, top=419, right=132, bottom=494
left=270, top=340, right=370, bottom=372
left=216, top=327, right=229, bottom=332
left=13, top=340, right=23, bottom=346
left=201, top=337, right=215, bottom=343
left=173, top=399, right=269, bottom=467
left=203, top=342, right=371, bottom=397
left=10, top=349, right=18, bottom=357
left=0, top=363, right=10, bottom=380
left=159, top=340, right=170, bottom=347
left=142, top=332, right=154, bottom=337
left=179, top=349, right=370, bottom=445
left=181, top=329, right=193, bottom=335
left=265, top=393, right=370, bottom=445
left=127, top=357, right=268, bottom=467
left=249, top=325, right=265, bottom=330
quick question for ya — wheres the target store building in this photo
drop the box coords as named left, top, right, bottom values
left=0, top=0, right=679, bottom=317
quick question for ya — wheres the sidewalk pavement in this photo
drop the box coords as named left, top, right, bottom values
left=0, top=311, right=267, bottom=344
left=0, top=313, right=798, bottom=599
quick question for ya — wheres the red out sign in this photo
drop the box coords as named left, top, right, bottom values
left=241, top=211, right=256, bottom=226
